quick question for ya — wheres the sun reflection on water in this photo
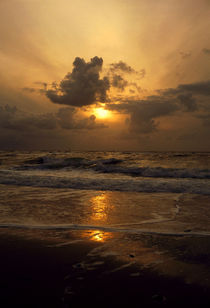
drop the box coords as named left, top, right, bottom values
left=85, top=193, right=114, bottom=242
left=81, top=230, right=112, bottom=242
left=90, top=193, right=111, bottom=222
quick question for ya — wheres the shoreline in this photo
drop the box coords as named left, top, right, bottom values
left=0, top=230, right=210, bottom=307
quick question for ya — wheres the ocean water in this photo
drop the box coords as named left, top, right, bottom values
left=0, top=151, right=210, bottom=237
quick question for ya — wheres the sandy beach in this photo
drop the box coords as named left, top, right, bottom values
left=0, top=228, right=210, bottom=308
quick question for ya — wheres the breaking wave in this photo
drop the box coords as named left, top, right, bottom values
left=21, top=156, right=210, bottom=179
left=0, top=170, right=210, bottom=194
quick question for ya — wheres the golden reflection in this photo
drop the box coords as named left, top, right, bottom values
left=82, top=193, right=114, bottom=243
left=81, top=230, right=112, bottom=242
left=89, top=230, right=107, bottom=242
left=90, top=193, right=111, bottom=222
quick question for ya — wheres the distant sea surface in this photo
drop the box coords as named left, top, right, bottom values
left=0, top=151, right=210, bottom=237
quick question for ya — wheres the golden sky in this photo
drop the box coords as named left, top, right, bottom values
left=0, top=0, right=210, bottom=150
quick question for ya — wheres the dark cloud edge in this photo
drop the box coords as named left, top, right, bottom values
left=0, top=105, right=108, bottom=132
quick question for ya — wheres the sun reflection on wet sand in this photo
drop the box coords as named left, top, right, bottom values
left=81, top=230, right=112, bottom=242
left=89, top=230, right=110, bottom=242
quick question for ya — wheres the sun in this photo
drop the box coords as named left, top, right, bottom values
left=94, top=107, right=110, bottom=119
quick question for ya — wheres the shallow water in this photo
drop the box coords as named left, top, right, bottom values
left=0, top=185, right=210, bottom=238
left=0, top=151, right=210, bottom=235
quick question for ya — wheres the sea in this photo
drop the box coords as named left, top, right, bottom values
left=0, top=150, right=210, bottom=235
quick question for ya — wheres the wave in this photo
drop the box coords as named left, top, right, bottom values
left=24, top=156, right=91, bottom=168
left=0, top=170, right=209, bottom=194
left=93, top=165, right=210, bottom=179
left=21, top=156, right=210, bottom=179
left=0, top=222, right=210, bottom=237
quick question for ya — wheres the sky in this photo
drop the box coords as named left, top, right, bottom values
left=0, top=0, right=210, bottom=151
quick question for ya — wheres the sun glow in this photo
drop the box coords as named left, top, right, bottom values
left=94, top=107, right=110, bottom=119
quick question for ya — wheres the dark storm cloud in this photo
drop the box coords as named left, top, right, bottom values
left=202, top=48, right=210, bottom=55
left=46, top=56, right=110, bottom=107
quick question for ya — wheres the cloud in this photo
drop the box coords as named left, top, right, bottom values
left=45, top=57, right=144, bottom=104
left=196, top=113, right=210, bottom=126
left=46, top=56, right=110, bottom=107
left=177, top=93, right=197, bottom=112
left=129, top=82, right=142, bottom=93
left=57, top=107, right=107, bottom=130
left=107, top=79, right=210, bottom=135
left=22, top=87, right=37, bottom=93
left=202, top=48, right=210, bottom=55
left=0, top=104, right=109, bottom=150
left=129, top=112, right=157, bottom=134
left=108, top=98, right=179, bottom=134
left=127, top=102, right=174, bottom=134
left=138, top=69, right=146, bottom=79
left=160, top=80, right=210, bottom=96
left=22, top=82, right=49, bottom=95
left=107, top=61, right=144, bottom=93
left=109, top=61, right=137, bottom=74
left=111, top=74, right=128, bottom=91
left=109, top=61, right=146, bottom=79
left=0, top=105, right=57, bottom=131
left=177, top=80, right=210, bottom=96
left=0, top=105, right=107, bottom=133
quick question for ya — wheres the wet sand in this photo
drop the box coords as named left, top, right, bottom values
left=0, top=229, right=210, bottom=307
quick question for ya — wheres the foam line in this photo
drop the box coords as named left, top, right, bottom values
left=1, top=223, right=210, bottom=237
left=109, top=218, right=174, bottom=227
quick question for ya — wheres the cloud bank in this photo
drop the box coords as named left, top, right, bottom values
left=0, top=105, right=106, bottom=132
left=108, top=80, right=210, bottom=135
